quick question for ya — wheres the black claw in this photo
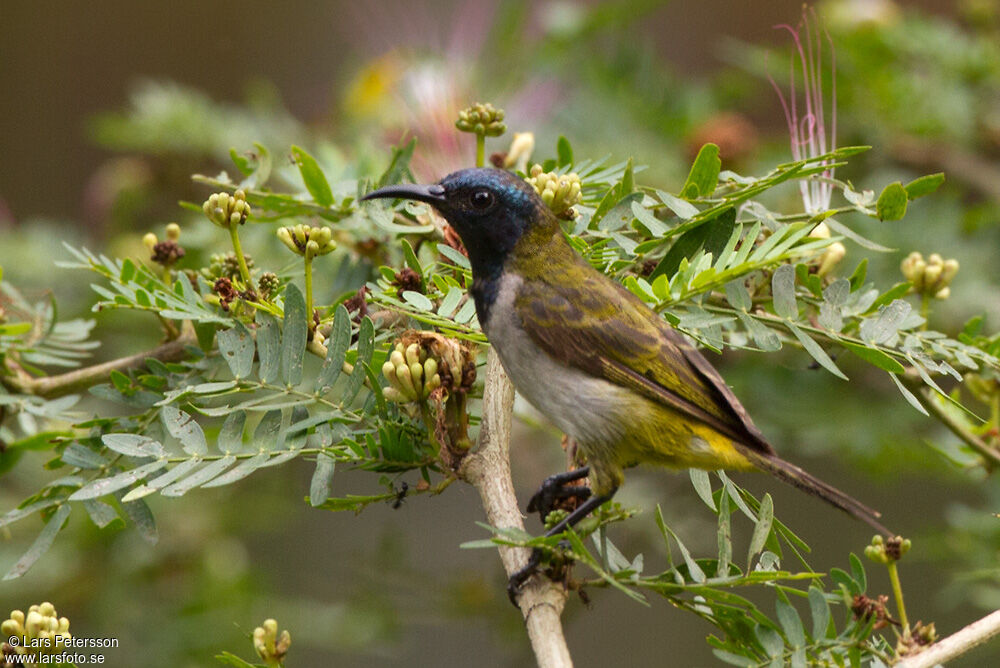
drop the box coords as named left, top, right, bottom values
left=526, top=467, right=592, bottom=522
left=507, top=548, right=542, bottom=606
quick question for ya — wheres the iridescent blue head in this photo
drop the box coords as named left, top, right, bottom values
left=362, top=168, right=549, bottom=281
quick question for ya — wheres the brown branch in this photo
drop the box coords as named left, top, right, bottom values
left=2, top=330, right=198, bottom=399
left=459, top=349, right=573, bottom=668
left=896, top=609, right=1000, bottom=668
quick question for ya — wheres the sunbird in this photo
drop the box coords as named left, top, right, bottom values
left=363, top=168, right=890, bottom=598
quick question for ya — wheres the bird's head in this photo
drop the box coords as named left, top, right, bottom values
left=362, top=168, right=552, bottom=278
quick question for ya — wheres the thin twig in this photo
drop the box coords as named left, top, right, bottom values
left=896, top=609, right=1000, bottom=668
left=459, top=349, right=573, bottom=668
left=2, top=330, right=198, bottom=399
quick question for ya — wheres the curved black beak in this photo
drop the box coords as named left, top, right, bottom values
left=361, top=183, right=446, bottom=204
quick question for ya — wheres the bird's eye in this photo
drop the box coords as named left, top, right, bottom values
left=470, top=189, right=494, bottom=210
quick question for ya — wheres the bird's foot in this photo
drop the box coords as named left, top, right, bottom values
left=507, top=548, right=542, bottom=606
left=526, top=467, right=592, bottom=523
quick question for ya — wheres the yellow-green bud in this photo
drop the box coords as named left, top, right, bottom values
left=901, top=251, right=959, bottom=298
left=142, top=232, right=158, bottom=250
left=277, top=224, right=336, bottom=257
left=203, top=189, right=251, bottom=228
left=165, top=223, right=181, bottom=241
left=455, top=102, right=507, bottom=137
left=816, top=241, right=846, bottom=277
left=1, top=618, right=21, bottom=636
left=526, top=165, right=582, bottom=217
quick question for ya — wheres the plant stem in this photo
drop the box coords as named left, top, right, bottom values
left=458, top=350, right=573, bottom=667
left=1, top=328, right=197, bottom=399
left=476, top=134, right=486, bottom=168
left=303, top=251, right=315, bottom=331
left=228, top=224, right=254, bottom=290
left=887, top=560, right=909, bottom=632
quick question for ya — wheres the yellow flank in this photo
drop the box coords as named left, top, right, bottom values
left=583, top=395, right=756, bottom=497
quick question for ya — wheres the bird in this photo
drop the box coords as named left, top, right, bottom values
left=362, top=167, right=890, bottom=598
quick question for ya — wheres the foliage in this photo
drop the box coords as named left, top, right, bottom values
left=3, top=112, right=998, bottom=665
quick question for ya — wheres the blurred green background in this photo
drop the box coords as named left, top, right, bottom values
left=3, top=0, right=1000, bottom=665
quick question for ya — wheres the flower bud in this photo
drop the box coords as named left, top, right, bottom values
left=203, top=189, right=251, bottom=228
left=165, top=223, right=181, bottom=241
left=455, top=102, right=507, bottom=137
left=277, top=224, right=337, bottom=257
left=526, top=165, right=582, bottom=217
left=142, top=232, right=158, bottom=250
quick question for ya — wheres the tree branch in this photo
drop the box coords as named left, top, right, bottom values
left=459, top=349, right=573, bottom=668
left=896, top=609, right=1000, bottom=668
left=2, top=330, right=198, bottom=399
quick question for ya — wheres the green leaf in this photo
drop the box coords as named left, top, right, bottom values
left=317, top=305, right=351, bottom=391
left=377, top=138, right=416, bottom=187
left=875, top=182, right=908, bottom=221
left=101, top=434, right=165, bottom=458
left=712, top=649, right=754, bottom=667
left=217, top=322, right=255, bottom=378
left=841, top=342, right=905, bottom=374
left=161, top=456, right=237, bottom=496
left=281, top=283, right=307, bottom=386
left=681, top=143, right=720, bottom=199
left=716, top=488, right=732, bottom=577
left=256, top=313, right=280, bottom=383
left=788, top=323, right=848, bottom=380
left=69, top=460, right=167, bottom=500
left=771, top=265, right=798, bottom=319
left=437, top=243, right=471, bottom=269
left=859, top=299, right=910, bottom=345
left=290, top=145, right=334, bottom=207
left=747, top=493, right=773, bottom=565
left=557, top=135, right=573, bottom=167
left=401, top=239, right=422, bottom=275
left=309, top=454, right=336, bottom=508
left=401, top=290, right=434, bottom=311
left=688, top=468, right=716, bottom=510
left=620, top=157, right=635, bottom=196
left=849, top=259, right=868, bottom=292
left=631, top=201, right=669, bottom=237
left=651, top=208, right=734, bottom=279
left=866, top=282, right=911, bottom=314
left=3, top=504, right=72, bottom=580
left=344, top=317, right=374, bottom=403
left=656, top=189, right=699, bottom=219
left=120, top=496, right=158, bottom=544
left=218, top=410, right=247, bottom=454
left=890, top=373, right=929, bottom=416
left=775, top=594, right=805, bottom=647
left=849, top=553, right=867, bottom=593
left=903, top=172, right=945, bottom=199
left=200, top=453, right=269, bottom=488
left=737, top=313, right=781, bottom=352
left=82, top=499, right=124, bottom=530
left=162, top=406, right=208, bottom=455
left=808, top=586, right=831, bottom=641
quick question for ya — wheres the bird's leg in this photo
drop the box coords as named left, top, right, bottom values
left=526, top=466, right=592, bottom=523
left=507, top=488, right=616, bottom=605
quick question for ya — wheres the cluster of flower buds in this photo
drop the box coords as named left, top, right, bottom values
left=277, top=224, right=336, bottom=258
left=2, top=602, right=71, bottom=658
left=202, top=252, right=255, bottom=281
left=527, top=165, right=582, bottom=217
left=258, top=272, right=280, bottom=300
left=864, top=534, right=911, bottom=564
left=203, top=190, right=251, bottom=228
left=455, top=102, right=506, bottom=137
left=897, top=620, right=937, bottom=656
left=381, top=332, right=476, bottom=404
left=900, top=251, right=959, bottom=299
left=383, top=342, right=442, bottom=403
left=142, top=223, right=185, bottom=267
left=252, top=618, right=290, bottom=667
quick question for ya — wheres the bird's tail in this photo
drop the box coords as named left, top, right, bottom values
left=739, top=447, right=891, bottom=537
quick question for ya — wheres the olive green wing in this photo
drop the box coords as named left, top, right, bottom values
left=514, top=266, right=774, bottom=455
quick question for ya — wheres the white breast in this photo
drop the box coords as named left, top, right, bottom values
left=484, top=273, right=629, bottom=446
